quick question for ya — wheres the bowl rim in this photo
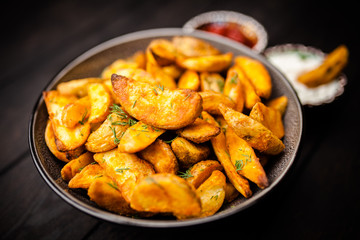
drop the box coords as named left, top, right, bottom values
left=28, top=28, right=303, bottom=228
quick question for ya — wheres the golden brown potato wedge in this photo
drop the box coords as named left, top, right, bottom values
left=118, top=121, right=165, bottom=153
left=223, top=66, right=245, bottom=113
left=68, top=163, right=104, bottom=189
left=146, top=61, right=177, bottom=89
left=176, top=52, right=233, bottom=72
left=177, top=70, right=200, bottom=91
left=93, top=149, right=155, bottom=202
left=115, top=68, right=159, bottom=86
left=176, top=118, right=220, bottom=144
left=85, top=111, right=132, bottom=153
left=226, top=127, right=269, bottom=189
left=43, top=90, right=77, bottom=121
left=61, top=152, right=95, bottom=181
left=87, top=83, right=112, bottom=123
left=224, top=182, right=240, bottom=203
left=112, top=74, right=202, bottom=130
left=196, top=170, right=226, bottom=218
left=56, top=78, right=103, bottom=97
left=201, top=111, right=252, bottom=198
left=130, top=173, right=201, bottom=219
left=200, top=72, right=225, bottom=93
left=199, top=90, right=235, bottom=115
left=235, top=56, right=272, bottom=99
left=88, top=175, right=138, bottom=216
left=138, top=139, right=179, bottom=174
left=44, top=120, right=69, bottom=162
left=185, top=160, right=223, bottom=189
left=172, top=36, right=220, bottom=57
left=297, top=45, right=348, bottom=88
left=61, top=96, right=91, bottom=128
left=101, top=59, right=139, bottom=79
left=148, top=39, right=177, bottom=66
left=250, top=102, right=285, bottom=139
left=161, top=64, right=183, bottom=79
left=219, top=104, right=285, bottom=155
left=266, top=95, right=288, bottom=116
left=171, top=137, right=210, bottom=168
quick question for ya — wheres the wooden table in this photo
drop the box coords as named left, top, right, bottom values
left=1, top=0, right=359, bottom=239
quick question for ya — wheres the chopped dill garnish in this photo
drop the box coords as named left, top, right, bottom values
left=132, top=99, right=137, bottom=108
left=178, top=169, right=193, bottom=179
left=109, top=126, right=120, bottom=144
left=163, top=135, right=178, bottom=144
left=78, top=108, right=88, bottom=125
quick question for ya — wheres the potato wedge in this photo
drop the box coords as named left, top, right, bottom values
left=93, top=149, right=155, bottom=202
left=176, top=118, right=220, bottom=144
left=130, top=173, right=201, bottom=219
left=161, top=64, right=183, bottom=79
left=138, top=139, right=179, bottom=174
left=44, top=120, right=69, bottom=162
left=185, top=160, right=223, bottom=189
left=115, top=68, right=159, bottom=86
left=61, top=152, right=95, bottom=181
left=199, top=90, right=235, bottom=115
left=118, top=121, right=165, bottom=153
left=56, top=78, right=103, bottom=97
left=196, top=170, right=226, bottom=217
left=43, top=90, right=77, bottom=121
left=224, top=182, right=240, bottom=203
left=85, top=111, right=132, bottom=153
left=250, top=102, right=285, bottom=139
left=200, top=72, right=225, bottom=93
left=177, top=70, right=200, bottom=91
left=219, top=104, right=285, bottom=155
left=171, top=137, right=210, bottom=168
left=68, top=163, right=104, bottom=189
left=88, top=175, right=138, bottom=216
left=172, top=36, right=220, bottom=57
left=148, top=39, right=177, bottom=66
left=266, top=95, right=288, bottom=116
left=176, top=52, right=233, bottom=72
left=297, top=45, right=348, bottom=88
left=87, top=83, right=112, bottom=123
left=101, top=59, right=139, bottom=79
left=61, top=96, right=91, bottom=128
left=112, top=74, right=202, bottom=130
left=223, top=66, right=245, bottom=112
left=235, top=56, right=272, bottom=99
left=226, top=127, right=269, bottom=189
left=201, top=111, right=252, bottom=198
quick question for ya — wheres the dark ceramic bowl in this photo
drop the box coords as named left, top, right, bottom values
left=29, top=28, right=303, bottom=228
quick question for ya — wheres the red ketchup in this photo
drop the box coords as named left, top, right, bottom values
left=199, top=22, right=257, bottom=48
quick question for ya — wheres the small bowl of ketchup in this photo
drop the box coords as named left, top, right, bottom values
left=183, top=11, right=268, bottom=52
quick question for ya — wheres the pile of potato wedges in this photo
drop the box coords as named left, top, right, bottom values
left=43, top=36, right=288, bottom=219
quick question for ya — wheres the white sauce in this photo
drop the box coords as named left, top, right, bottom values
left=266, top=50, right=342, bottom=105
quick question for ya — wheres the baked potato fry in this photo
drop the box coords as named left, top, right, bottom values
left=115, top=68, right=159, bottom=86
left=177, top=70, right=200, bottom=91
left=235, top=56, right=272, bottom=99
left=101, top=59, right=139, bottom=79
left=200, top=72, right=225, bottom=93
left=130, top=173, right=201, bottom=219
left=226, top=127, right=269, bottom=189
left=223, top=66, right=245, bottom=112
left=176, top=52, right=233, bottom=72
left=172, top=36, right=220, bottom=57
left=43, top=90, right=77, bottom=120
left=201, top=111, right=252, bottom=198
left=176, top=118, right=221, bottom=144
left=56, top=78, right=103, bottom=97
left=61, top=151, right=95, bottom=181
left=61, top=96, right=91, bottom=128
left=199, top=90, right=235, bottom=115
left=148, top=39, right=177, bottom=66
left=87, top=83, right=112, bottom=123
left=250, top=102, right=285, bottom=139
left=68, top=163, right=104, bottom=189
left=171, top=137, right=210, bottom=168
left=138, top=139, right=179, bottom=174
left=93, top=149, right=155, bottom=202
left=224, top=182, right=240, bottom=203
left=196, top=170, right=226, bottom=218
left=112, top=74, right=202, bottom=130
left=88, top=175, right=138, bottom=216
left=44, top=120, right=69, bottom=162
left=219, top=104, right=285, bottom=155
left=161, top=64, right=183, bottom=79
left=185, top=160, right=223, bottom=189
left=297, top=45, right=348, bottom=88
left=266, top=95, right=288, bottom=116
left=118, top=121, right=165, bottom=153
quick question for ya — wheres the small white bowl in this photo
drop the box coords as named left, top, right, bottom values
left=183, top=10, right=268, bottom=53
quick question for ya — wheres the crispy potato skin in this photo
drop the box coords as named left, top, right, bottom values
left=130, top=173, right=201, bottom=219
left=44, top=120, right=69, bottom=162
left=199, top=90, right=235, bottom=115
left=68, top=163, right=104, bottom=189
left=112, top=75, right=202, bottom=130
left=176, top=52, right=233, bottom=72
left=138, top=139, right=179, bottom=174
left=61, top=152, right=95, bottom=181
left=226, top=127, right=269, bottom=189
left=176, top=118, right=221, bottom=144
left=87, top=83, right=112, bottom=124
left=219, top=104, right=285, bottom=155
left=186, top=160, right=223, bottom=189
left=196, top=170, right=226, bottom=217
left=171, top=137, right=210, bottom=168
